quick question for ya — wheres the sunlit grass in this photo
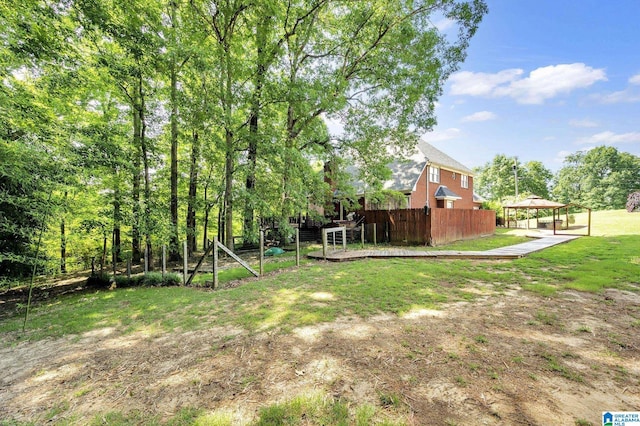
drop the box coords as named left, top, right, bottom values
left=2, top=210, right=638, bottom=344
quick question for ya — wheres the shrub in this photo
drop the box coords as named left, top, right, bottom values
left=141, top=272, right=182, bottom=287
left=96, top=272, right=182, bottom=289
left=626, top=191, right=640, bottom=212
left=85, top=273, right=112, bottom=289
left=114, top=275, right=144, bottom=288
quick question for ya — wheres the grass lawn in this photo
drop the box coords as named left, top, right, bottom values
left=0, top=209, right=638, bottom=425
left=3, top=211, right=638, bottom=341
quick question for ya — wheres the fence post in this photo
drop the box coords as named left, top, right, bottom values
left=183, top=241, right=188, bottom=285
left=295, top=228, right=300, bottom=266
left=213, top=237, right=218, bottom=289
left=322, top=229, right=327, bottom=260
left=342, top=227, right=346, bottom=252
left=373, top=224, right=377, bottom=246
left=144, top=246, right=148, bottom=274
left=127, top=259, right=131, bottom=279
left=361, top=224, right=365, bottom=248
left=260, top=230, right=264, bottom=275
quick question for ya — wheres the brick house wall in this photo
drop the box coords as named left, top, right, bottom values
left=409, top=166, right=474, bottom=209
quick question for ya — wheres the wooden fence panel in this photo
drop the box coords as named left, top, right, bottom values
left=430, top=209, right=495, bottom=246
left=361, top=208, right=494, bottom=246
left=361, top=208, right=431, bottom=245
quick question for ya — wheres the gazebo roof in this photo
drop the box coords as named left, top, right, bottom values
left=503, top=195, right=566, bottom=209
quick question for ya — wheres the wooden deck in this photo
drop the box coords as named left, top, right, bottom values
left=307, top=235, right=581, bottom=261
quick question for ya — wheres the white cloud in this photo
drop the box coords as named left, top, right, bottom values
left=450, top=69, right=523, bottom=97
left=569, top=119, right=598, bottom=128
left=595, top=88, right=640, bottom=104
left=461, top=111, right=497, bottom=122
left=591, top=72, right=640, bottom=104
left=450, top=63, right=607, bottom=104
left=422, top=128, right=461, bottom=142
left=577, top=131, right=640, bottom=145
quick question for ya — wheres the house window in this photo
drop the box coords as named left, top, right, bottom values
left=446, top=200, right=454, bottom=209
left=429, top=166, right=440, bottom=183
left=461, top=174, right=469, bottom=189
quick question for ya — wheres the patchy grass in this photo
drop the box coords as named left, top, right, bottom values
left=494, top=234, right=640, bottom=294
left=253, top=391, right=405, bottom=426
left=3, top=230, right=640, bottom=346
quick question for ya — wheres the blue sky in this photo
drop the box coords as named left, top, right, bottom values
left=423, top=0, right=640, bottom=172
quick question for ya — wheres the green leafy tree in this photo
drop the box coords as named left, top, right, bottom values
left=553, top=146, right=640, bottom=210
left=474, top=155, right=553, bottom=202
left=473, top=154, right=517, bottom=201
left=0, top=0, right=80, bottom=279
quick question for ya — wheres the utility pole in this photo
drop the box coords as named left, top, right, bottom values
left=513, top=157, right=519, bottom=200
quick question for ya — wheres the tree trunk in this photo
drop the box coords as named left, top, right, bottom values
left=138, top=73, right=153, bottom=270
left=169, top=56, right=180, bottom=261
left=202, top=165, right=215, bottom=250
left=203, top=173, right=210, bottom=250
left=224, top=129, right=234, bottom=250
left=113, top=180, right=122, bottom=262
left=60, top=218, right=66, bottom=274
left=218, top=195, right=225, bottom=246
left=222, top=36, right=235, bottom=251
left=242, top=18, right=267, bottom=247
left=101, top=233, right=107, bottom=273
left=186, top=129, right=200, bottom=255
left=131, top=100, right=142, bottom=265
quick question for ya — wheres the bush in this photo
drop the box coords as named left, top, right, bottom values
left=89, top=272, right=182, bottom=289
left=626, top=191, right=640, bottom=212
left=141, top=272, right=182, bottom=287
left=114, top=275, right=144, bottom=288
left=86, top=273, right=112, bottom=289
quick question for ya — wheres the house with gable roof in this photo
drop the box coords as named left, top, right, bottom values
left=321, top=141, right=493, bottom=245
left=359, top=140, right=480, bottom=212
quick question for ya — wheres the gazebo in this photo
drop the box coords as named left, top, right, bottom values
left=503, top=195, right=565, bottom=232
left=503, top=195, right=591, bottom=235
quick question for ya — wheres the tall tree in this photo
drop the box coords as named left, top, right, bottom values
left=0, top=0, right=79, bottom=278
left=553, top=146, right=640, bottom=209
left=474, top=155, right=553, bottom=201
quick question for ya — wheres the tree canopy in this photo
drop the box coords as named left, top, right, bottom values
left=553, top=146, right=640, bottom=210
left=0, top=0, right=488, bottom=281
left=473, top=155, right=553, bottom=202
left=473, top=148, right=640, bottom=213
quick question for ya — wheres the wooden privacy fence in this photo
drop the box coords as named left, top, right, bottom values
left=429, top=208, right=495, bottom=246
left=360, top=208, right=495, bottom=246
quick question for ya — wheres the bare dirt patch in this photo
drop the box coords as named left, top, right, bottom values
left=1, top=284, right=639, bottom=425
